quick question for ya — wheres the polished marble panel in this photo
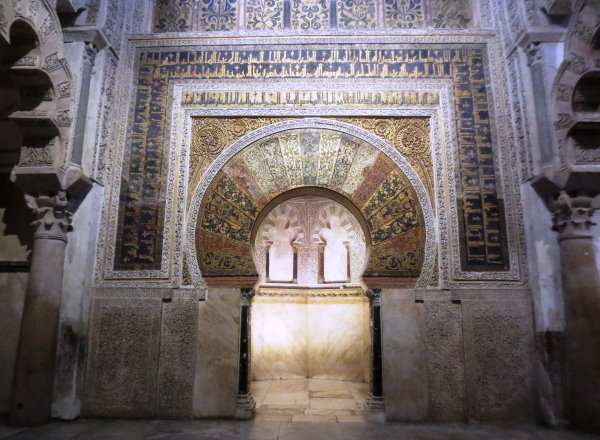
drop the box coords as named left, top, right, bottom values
left=251, top=299, right=369, bottom=381
left=194, top=288, right=240, bottom=417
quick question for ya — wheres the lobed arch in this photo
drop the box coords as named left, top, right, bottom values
left=185, top=118, right=436, bottom=290
left=0, top=0, right=77, bottom=194
left=551, top=1, right=600, bottom=167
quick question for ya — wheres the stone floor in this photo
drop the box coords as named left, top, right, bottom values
left=1, top=418, right=599, bottom=440
left=251, top=378, right=368, bottom=422
left=0, top=380, right=598, bottom=440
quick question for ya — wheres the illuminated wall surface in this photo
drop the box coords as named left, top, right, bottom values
left=251, top=295, right=370, bottom=382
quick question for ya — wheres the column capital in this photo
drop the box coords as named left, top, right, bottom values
left=550, top=191, right=597, bottom=240
left=367, top=288, right=382, bottom=306
left=240, top=288, right=255, bottom=305
left=25, top=191, right=72, bottom=242
left=83, top=42, right=98, bottom=68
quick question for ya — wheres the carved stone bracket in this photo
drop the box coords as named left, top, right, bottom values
left=550, top=191, right=598, bottom=240
left=83, top=42, right=98, bottom=69
left=526, top=43, right=543, bottom=67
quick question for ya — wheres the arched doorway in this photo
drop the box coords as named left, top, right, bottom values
left=249, top=192, right=370, bottom=421
left=187, top=119, right=433, bottom=420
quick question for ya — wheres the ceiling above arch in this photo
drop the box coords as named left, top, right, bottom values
left=195, top=126, right=427, bottom=279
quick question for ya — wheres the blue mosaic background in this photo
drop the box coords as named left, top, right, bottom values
left=114, top=45, right=508, bottom=274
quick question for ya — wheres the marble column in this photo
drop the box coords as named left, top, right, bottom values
left=235, top=288, right=256, bottom=419
left=550, top=191, right=600, bottom=432
left=9, top=192, right=72, bottom=426
left=365, top=288, right=385, bottom=422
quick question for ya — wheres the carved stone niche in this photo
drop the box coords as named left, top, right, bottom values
left=253, top=195, right=366, bottom=288
left=572, top=72, right=600, bottom=113
left=567, top=123, right=600, bottom=164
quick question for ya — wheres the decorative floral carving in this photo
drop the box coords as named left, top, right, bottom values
left=246, top=0, right=284, bottom=30
left=291, top=0, right=330, bottom=30
left=556, top=83, right=573, bottom=101
left=154, top=0, right=193, bottom=32
left=43, top=52, right=63, bottom=72
left=199, top=0, right=238, bottom=31
left=554, top=113, right=573, bottom=130
left=431, top=0, right=471, bottom=29
left=56, top=109, right=72, bottom=127
left=568, top=53, right=587, bottom=74
left=19, top=138, right=55, bottom=166
left=384, top=0, right=424, bottom=29
left=337, top=0, right=377, bottom=29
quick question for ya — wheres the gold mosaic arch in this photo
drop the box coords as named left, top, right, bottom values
left=193, top=122, right=430, bottom=281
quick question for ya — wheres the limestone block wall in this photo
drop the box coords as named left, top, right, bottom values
left=382, top=289, right=535, bottom=422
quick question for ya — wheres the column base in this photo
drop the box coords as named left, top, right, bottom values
left=364, top=394, right=386, bottom=422
left=235, top=393, right=256, bottom=420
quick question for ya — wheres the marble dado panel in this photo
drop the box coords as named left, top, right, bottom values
left=110, top=44, right=509, bottom=281
left=194, top=288, right=240, bottom=417
left=84, top=289, right=199, bottom=417
left=251, top=295, right=370, bottom=381
left=382, top=289, right=534, bottom=422
left=153, top=0, right=473, bottom=32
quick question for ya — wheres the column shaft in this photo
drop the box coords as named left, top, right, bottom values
left=10, top=235, right=67, bottom=425
left=551, top=192, right=600, bottom=432
left=559, top=237, right=600, bottom=430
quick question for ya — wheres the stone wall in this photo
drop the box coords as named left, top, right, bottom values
left=382, top=289, right=535, bottom=422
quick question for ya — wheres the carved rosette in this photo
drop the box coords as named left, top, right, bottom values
left=550, top=191, right=597, bottom=240
left=26, top=191, right=72, bottom=242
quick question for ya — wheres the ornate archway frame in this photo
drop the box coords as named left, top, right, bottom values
left=98, top=66, right=525, bottom=288
left=186, top=117, right=437, bottom=289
